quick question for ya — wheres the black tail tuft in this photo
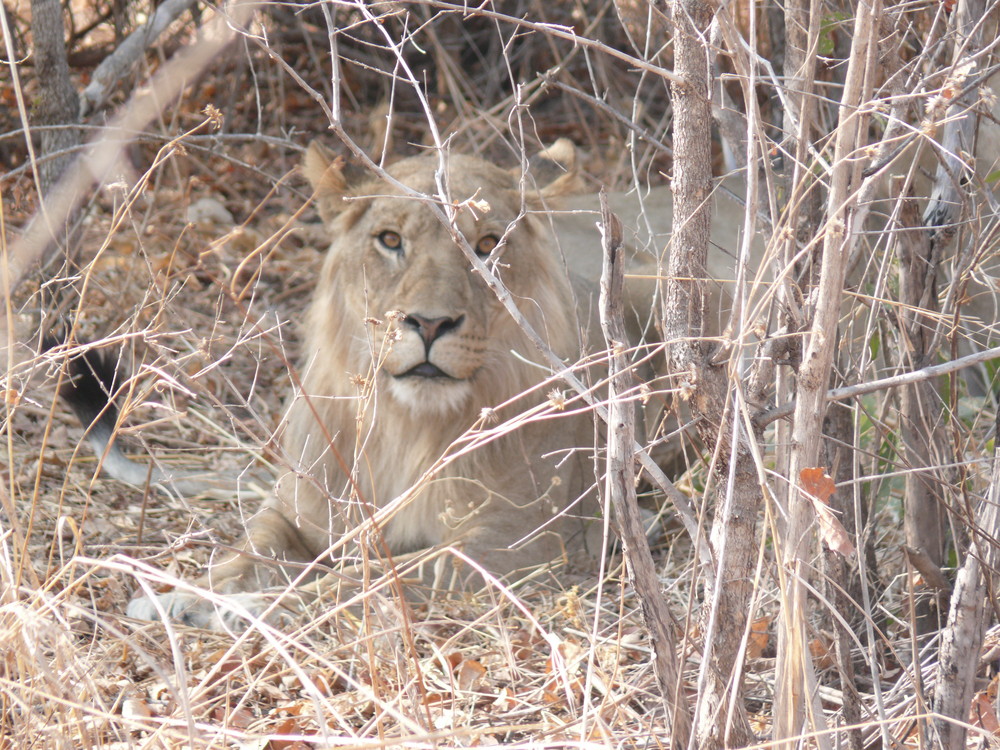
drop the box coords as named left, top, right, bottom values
left=45, top=337, right=122, bottom=436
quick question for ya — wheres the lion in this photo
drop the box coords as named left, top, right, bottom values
left=101, top=140, right=630, bottom=629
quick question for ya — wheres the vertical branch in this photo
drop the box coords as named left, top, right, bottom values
left=599, top=193, right=692, bottom=750
left=667, top=1, right=760, bottom=747
left=774, top=0, right=881, bottom=745
left=923, top=0, right=987, bottom=235
left=932, top=408, right=1000, bottom=749
left=896, top=183, right=949, bottom=637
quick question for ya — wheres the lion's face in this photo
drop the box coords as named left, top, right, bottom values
left=303, top=147, right=580, bottom=417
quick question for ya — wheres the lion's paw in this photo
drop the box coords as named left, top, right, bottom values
left=126, top=589, right=298, bottom=632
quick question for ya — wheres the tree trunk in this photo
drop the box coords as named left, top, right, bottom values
left=666, top=0, right=758, bottom=746
left=30, top=0, right=79, bottom=195
left=896, top=186, right=950, bottom=638
left=30, top=0, right=81, bottom=267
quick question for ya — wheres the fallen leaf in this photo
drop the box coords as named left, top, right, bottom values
left=121, top=697, right=152, bottom=720
left=492, top=687, right=515, bottom=711
left=213, top=706, right=254, bottom=730
left=456, top=659, right=487, bottom=691
left=269, top=717, right=312, bottom=750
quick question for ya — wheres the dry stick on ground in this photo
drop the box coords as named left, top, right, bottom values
left=774, top=0, right=881, bottom=746
left=598, top=192, right=692, bottom=750
left=665, top=0, right=757, bottom=746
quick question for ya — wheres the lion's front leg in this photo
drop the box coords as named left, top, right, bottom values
left=126, top=505, right=323, bottom=630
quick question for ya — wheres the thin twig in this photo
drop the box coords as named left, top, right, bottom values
left=757, top=344, right=1000, bottom=427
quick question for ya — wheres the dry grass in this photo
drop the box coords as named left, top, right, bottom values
left=3, top=1, right=1000, bottom=747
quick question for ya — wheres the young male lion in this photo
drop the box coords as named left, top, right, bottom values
left=115, top=141, right=618, bottom=628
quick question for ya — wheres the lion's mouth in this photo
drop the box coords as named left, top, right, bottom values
left=396, top=362, right=454, bottom=379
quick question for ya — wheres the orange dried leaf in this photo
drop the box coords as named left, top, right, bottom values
left=456, top=659, right=487, bottom=691
left=747, top=615, right=772, bottom=659
left=809, top=636, right=836, bottom=670
left=799, top=467, right=836, bottom=502
left=269, top=717, right=312, bottom=750
left=279, top=701, right=311, bottom=717
left=800, top=468, right=855, bottom=557
left=272, top=718, right=298, bottom=734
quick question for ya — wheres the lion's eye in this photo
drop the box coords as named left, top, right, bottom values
left=377, top=230, right=403, bottom=253
left=475, top=234, right=500, bottom=257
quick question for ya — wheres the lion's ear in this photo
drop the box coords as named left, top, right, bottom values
left=303, top=140, right=349, bottom=223
left=529, top=138, right=586, bottom=198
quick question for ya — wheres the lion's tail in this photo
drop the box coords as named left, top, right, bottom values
left=47, top=339, right=247, bottom=498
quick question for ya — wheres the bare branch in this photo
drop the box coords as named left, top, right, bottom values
left=599, top=191, right=692, bottom=750
left=757, top=344, right=1000, bottom=427
left=79, top=0, right=199, bottom=116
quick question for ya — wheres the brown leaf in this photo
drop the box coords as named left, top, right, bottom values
left=747, top=615, right=772, bottom=660
left=213, top=706, right=253, bottom=730
left=269, top=717, right=312, bottom=750
left=799, top=467, right=836, bottom=503
left=492, top=687, right=515, bottom=711
left=809, top=634, right=836, bottom=670
left=800, top=468, right=855, bottom=557
left=121, top=697, right=152, bottom=720
left=456, top=659, right=487, bottom=691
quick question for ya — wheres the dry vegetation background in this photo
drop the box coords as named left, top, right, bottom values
left=2, top=0, right=1000, bottom=748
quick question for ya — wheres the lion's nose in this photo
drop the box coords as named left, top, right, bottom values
left=404, top=314, right=465, bottom=348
